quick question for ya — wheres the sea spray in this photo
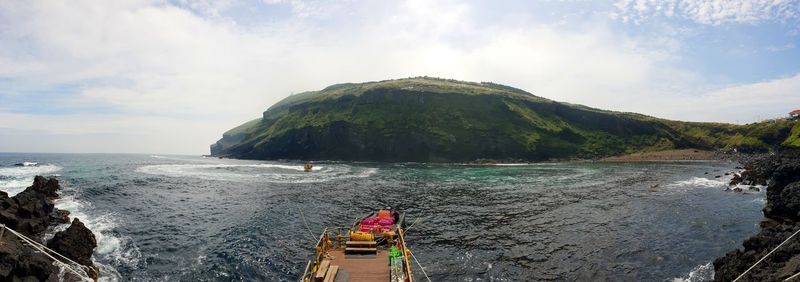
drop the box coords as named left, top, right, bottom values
left=0, top=164, right=62, bottom=195
left=672, top=262, right=714, bottom=282
left=55, top=187, right=140, bottom=282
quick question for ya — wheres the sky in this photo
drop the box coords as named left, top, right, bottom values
left=1, top=0, right=799, bottom=154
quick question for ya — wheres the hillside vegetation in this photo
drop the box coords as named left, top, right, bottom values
left=211, top=77, right=798, bottom=162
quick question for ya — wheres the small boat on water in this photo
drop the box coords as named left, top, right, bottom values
left=304, top=163, right=314, bottom=172
left=301, top=209, right=415, bottom=282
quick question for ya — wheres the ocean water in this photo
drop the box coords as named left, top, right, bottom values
left=0, top=153, right=765, bottom=281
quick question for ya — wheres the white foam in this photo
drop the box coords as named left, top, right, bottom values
left=672, top=262, right=714, bottom=282
left=54, top=194, right=139, bottom=282
left=136, top=163, right=373, bottom=183
left=670, top=177, right=726, bottom=188
left=0, top=164, right=62, bottom=177
left=0, top=164, right=62, bottom=196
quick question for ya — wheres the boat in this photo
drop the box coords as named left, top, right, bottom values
left=304, top=163, right=314, bottom=172
left=301, top=209, right=415, bottom=282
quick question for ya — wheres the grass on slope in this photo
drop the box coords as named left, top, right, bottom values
left=784, top=121, right=800, bottom=147
left=268, top=77, right=550, bottom=111
left=215, top=77, right=799, bottom=160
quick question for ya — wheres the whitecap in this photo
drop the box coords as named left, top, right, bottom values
left=671, top=262, right=713, bottom=282
left=136, top=163, right=374, bottom=183
left=0, top=164, right=62, bottom=177
left=54, top=194, right=139, bottom=282
left=669, top=177, right=726, bottom=188
left=0, top=164, right=62, bottom=196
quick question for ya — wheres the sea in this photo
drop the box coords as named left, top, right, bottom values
left=0, top=153, right=766, bottom=281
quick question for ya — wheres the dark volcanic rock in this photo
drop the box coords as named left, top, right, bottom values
left=0, top=176, right=61, bottom=236
left=55, top=209, right=71, bottom=224
left=0, top=230, right=61, bottom=281
left=714, top=148, right=800, bottom=281
left=48, top=218, right=99, bottom=280
left=0, top=176, right=99, bottom=281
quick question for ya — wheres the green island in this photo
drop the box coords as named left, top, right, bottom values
left=211, top=77, right=800, bottom=162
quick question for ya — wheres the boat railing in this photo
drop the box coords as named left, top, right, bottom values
left=398, top=226, right=415, bottom=281
left=300, top=225, right=415, bottom=282
left=300, top=226, right=353, bottom=282
left=301, top=227, right=328, bottom=282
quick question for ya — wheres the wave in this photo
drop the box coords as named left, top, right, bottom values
left=671, top=262, right=714, bottom=282
left=136, top=163, right=374, bottom=183
left=667, top=174, right=768, bottom=197
left=0, top=163, right=61, bottom=177
left=53, top=194, right=139, bottom=282
left=669, top=177, right=727, bottom=189
left=0, top=164, right=62, bottom=196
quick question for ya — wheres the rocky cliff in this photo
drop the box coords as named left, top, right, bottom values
left=212, top=77, right=798, bottom=162
left=714, top=148, right=800, bottom=281
left=0, top=176, right=98, bottom=281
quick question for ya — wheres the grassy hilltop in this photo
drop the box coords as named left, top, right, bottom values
left=211, top=77, right=798, bottom=162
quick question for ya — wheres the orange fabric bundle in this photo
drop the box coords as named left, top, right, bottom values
left=377, top=210, right=391, bottom=219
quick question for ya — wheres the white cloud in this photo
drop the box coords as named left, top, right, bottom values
left=767, top=43, right=796, bottom=52
left=0, top=0, right=797, bottom=154
left=656, top=74, right=800, bottom=122
left=0, top=112, right=231, bottom=154
left=615, top=0, right=800, bottom=25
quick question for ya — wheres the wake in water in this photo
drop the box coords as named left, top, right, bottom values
left=137, top=162, right=376, bottom=183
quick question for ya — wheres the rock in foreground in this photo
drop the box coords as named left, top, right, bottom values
left=714, top=149, right=800, bottom=281
left=48, top=218, right=99, bottom=279
left=0, top=176, right=61, bottom=236
left=0, top=176, right=98, bottom=281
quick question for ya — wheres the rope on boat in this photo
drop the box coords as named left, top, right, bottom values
left=734, top=225, right=800, bottom=282
left=298, top=208, right=317, bottom=242
left=407, top=248, right=432, bottom=282
left=0, top=224, right=93, bottom=281
left=404, top=217, right=423, bottom=233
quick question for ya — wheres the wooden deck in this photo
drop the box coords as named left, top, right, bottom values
left=326, top=249, right=390, bottom=282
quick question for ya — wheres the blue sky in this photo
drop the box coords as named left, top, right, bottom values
left=0, top=0, right=799, bottom=154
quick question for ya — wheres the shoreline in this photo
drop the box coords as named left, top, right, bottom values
left=713, top=148, right=800, bottom=281
left=0, top=176, right=98, bottom=281
left=213, top=148, right=725, bottom=165
left=600, top=149, right=717, bottom=162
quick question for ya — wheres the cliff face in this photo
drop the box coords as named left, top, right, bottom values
left=714, top=149, right=800, bottom=281
left=212, top=77, right=798, bottom=162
